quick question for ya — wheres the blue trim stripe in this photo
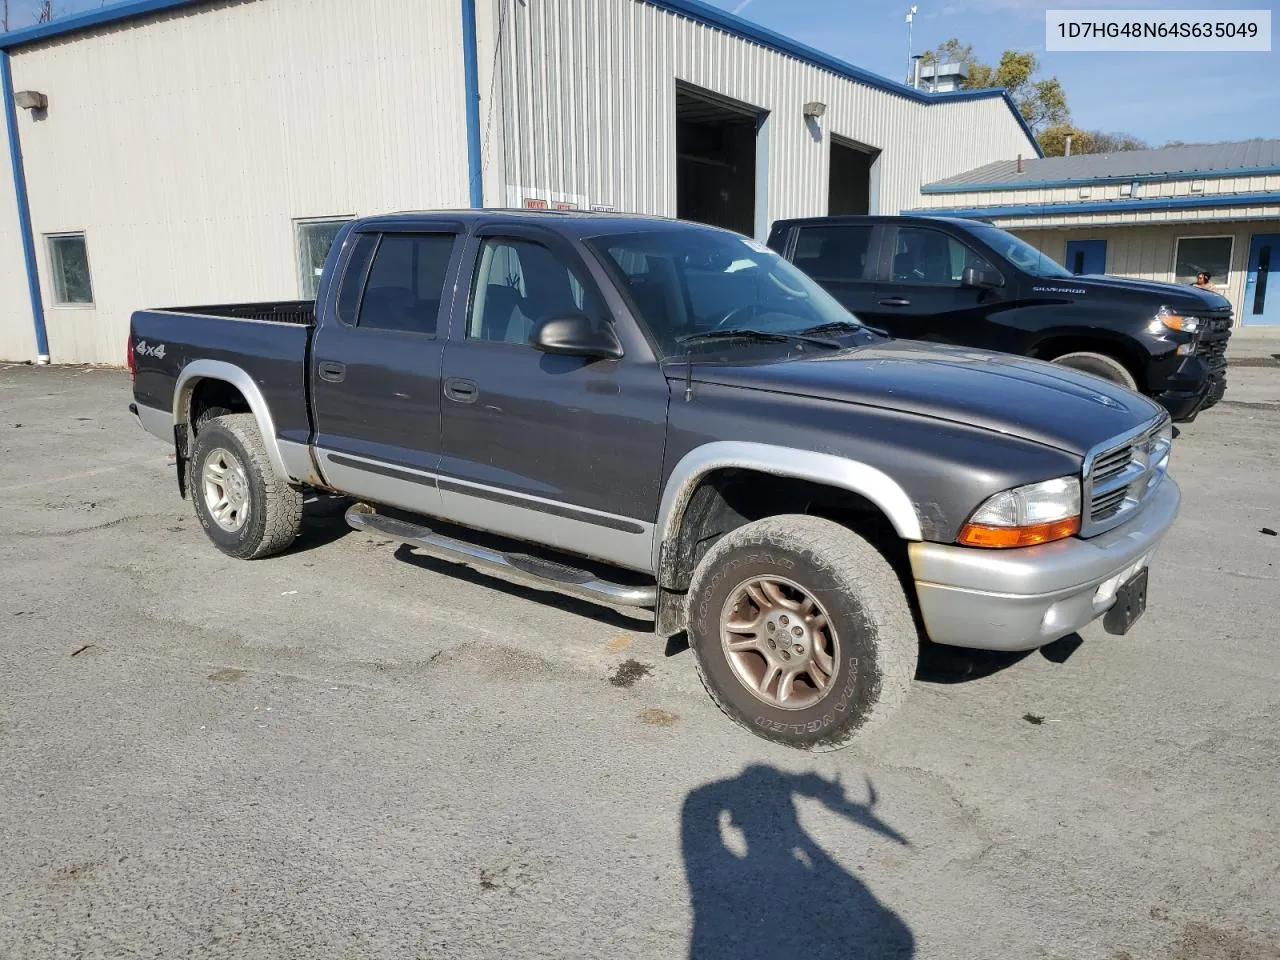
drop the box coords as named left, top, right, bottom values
left=904, top=190, right=1280, bottom=220
left=647, top=0, right=1042, bottom=156
left=2, top=52, right=49, bottom=360
left=0, top=0, right=1042, bottom=159
left=923, top=165, right=1280, bottom=194
left=0, top=0, right=200, bottom=49
left=460, top=0, right=483, bottom=208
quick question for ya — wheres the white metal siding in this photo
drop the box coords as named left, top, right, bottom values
left=6, top=0, right=470, bottom=364
left=1011, top=222, right=1263, bottom=324
left=487, top=0, right=1034, bottom=232
left=0, top=101, right=37, bottom=362
left=921, top=172, right=1280, bottom=211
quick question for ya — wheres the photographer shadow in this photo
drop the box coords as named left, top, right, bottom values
left=682, top=765, right=915, bottom=959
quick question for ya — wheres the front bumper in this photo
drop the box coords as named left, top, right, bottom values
left=908, top=476, right=1180, bottom=652
left=1151, top=331, right=1230, bottom=422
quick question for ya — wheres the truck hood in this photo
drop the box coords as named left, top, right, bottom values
left=1063, top=274, right=1232, bottom=312
left=679, top=340, right=1165, bottom=456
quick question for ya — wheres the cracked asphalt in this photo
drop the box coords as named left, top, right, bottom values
left=1, top=363, right=1277, bottom=959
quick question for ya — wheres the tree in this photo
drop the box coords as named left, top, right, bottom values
left=922, top=41, right=1066, bottom=134
left=1039, top=125, right=1149, bottom=157
left=922, top=38, right=1143, bottom=148
left=35, top=0, right=52, bottom=23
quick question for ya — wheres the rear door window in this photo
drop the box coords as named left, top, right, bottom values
left=790, top=225, right=875, bottom=282
left=356, top=233, right=457, bottom=335
left=335, top=233, right=378, bottom=326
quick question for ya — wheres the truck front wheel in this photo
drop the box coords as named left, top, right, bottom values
left=189, top=413, right=302, bottom=559
left=1050, top=351, right=1139, bottom=392
left=686, top=515, right=918, bottom=751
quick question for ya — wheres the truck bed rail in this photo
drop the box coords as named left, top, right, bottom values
left=164, top=300, right=315, bottom=326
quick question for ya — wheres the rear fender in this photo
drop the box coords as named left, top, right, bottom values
left=174, top=360, right=294, bottom=483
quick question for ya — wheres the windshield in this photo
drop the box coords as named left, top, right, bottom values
left=587, top=228, right=864, bottom=357
left=969, top=224, right=1073, bottom=279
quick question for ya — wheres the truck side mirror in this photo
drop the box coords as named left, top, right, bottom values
left=530, top=314, right=623, bottom=360
left=962, top=266, right=1005, bottom=290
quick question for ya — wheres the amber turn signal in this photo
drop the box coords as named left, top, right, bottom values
left=957, top=516, right=1081, bottom=549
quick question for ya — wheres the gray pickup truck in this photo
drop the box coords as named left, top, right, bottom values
left=129, top=210, right=1179, bottom=750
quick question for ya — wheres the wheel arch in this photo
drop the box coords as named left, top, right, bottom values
left=174, top=360, right=291, bottom=483
left=1030, top=332, right=1149, bottom=391
left=655, top=442, right=923, bottom=586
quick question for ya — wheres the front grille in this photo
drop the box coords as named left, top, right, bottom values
left=1081, top=419, right=1171, bottom=537
left=1091, top=446, right=1132, bottom=486
left=1196, top=337, right=1228, bottom=368
left=1090, top=487, right=1128, bottom=522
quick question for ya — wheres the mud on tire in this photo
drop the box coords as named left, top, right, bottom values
left=189, top=413, right=302, bottom=560
left=686, top=515, right=918, bottom=751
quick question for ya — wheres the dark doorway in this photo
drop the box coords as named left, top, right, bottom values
left=828, top=136, right=881, bottom=216
left=676, top=83, right=762, bottom=237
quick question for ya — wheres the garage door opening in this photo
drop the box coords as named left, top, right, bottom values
left=828, top=136, right=881, bottom=216
left=676, top=83, right=765, bottom=237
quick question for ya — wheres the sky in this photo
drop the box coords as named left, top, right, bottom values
left=5, top=0, right=1277, bottom=146
left=708, top=0, right=1278, bottom=145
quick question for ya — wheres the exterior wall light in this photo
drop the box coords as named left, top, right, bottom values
left=14, top=90, right=48, bottom=111
left=803, top=101, right=826, bottom=119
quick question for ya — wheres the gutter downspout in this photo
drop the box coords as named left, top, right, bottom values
left=460, top=0, right=483, bottom=208
left=2, top=51, right=50, bottom=363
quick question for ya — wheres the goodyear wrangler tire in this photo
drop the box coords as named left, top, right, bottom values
left=686, top=515, right=918, bottom=751
left=190, top=413, right=302, bottom=560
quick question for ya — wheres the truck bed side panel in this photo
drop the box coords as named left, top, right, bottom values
left=131, top=310, right=312, bottom=445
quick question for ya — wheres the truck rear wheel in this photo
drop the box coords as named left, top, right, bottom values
left=1051, top=351, right=1138, bottom=391
left=190, top=413, right=302, bottom=559
left=686, top=515, right=917, bottom=751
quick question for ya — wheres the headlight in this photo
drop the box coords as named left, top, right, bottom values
left=958, top=476, right=1081, bottom=548
left=1149, top=421, right=1173, bottom=486
left=1155, top=305, right=1200, bottom=334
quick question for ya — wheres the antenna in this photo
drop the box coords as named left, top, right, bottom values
left=905, top=6, right=918, bottom=79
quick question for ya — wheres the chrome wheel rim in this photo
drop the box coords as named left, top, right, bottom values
left=719, top=576, right=839, bottom=711
left=201, top=447, right=251, bottom=533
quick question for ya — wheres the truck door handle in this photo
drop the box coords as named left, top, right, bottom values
left=878, top=297, right=911, bottom=307
left=444, top=378, right=478, bottom=403
left=318, top=361, right=346, bottom=383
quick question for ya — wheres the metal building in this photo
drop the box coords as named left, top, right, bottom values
left=1, top=0, right=1037, bottom=364
left=910, top=141, right=1280, bottom=327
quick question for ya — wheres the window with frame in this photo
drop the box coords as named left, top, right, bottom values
left=889, top=227, right=992, bottom=285
left=354, top=233, right=457, bottom=335
left=790, top=225, right=875, bottom=282
left=295, top=218, right=352, bottom=299
left=467, top=238, right=596, bottom=344
left=48, top=233, right=93, bottom=305
left=1174, top=236, right=1232, bottom=287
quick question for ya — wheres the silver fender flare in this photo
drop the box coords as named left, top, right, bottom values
left=654, top=441, right=924, bottom=572
left=173, top=360, right=291, bottom=483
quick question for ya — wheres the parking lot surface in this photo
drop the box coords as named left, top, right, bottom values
left=1, top=364, right=1277, bottom=959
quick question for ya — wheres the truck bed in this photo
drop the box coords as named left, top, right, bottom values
left=167, top=300, right=315, bottom=326
left=130, top=303, right=314, bottom=449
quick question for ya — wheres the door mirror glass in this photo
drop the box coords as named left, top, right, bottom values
left=530, top=313, right=623, bottom=359
left=962, top=266, right=1004, bottom=289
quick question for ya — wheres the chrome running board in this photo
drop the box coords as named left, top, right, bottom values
left=345, top=503, right=657, bottom=609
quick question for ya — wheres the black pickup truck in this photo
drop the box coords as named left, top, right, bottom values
left=768, top=215, right=1232, bottom=421
left=130, top=210, right=1179, bottom=750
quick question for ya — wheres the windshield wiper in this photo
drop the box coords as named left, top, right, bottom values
left=677, top=328, right=842, bottom=349
left=799, top=319, right=888, bottom=339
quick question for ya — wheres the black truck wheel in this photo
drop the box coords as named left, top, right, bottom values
left=189, top=413, right=302, bottom=560
left=686, top=515, right=918, bottom=751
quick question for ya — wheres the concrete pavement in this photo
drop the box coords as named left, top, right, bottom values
left=0, top=364, right=1277, bottom=959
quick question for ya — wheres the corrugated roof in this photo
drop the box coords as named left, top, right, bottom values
left=924, top=139, right=1280, bottom=193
